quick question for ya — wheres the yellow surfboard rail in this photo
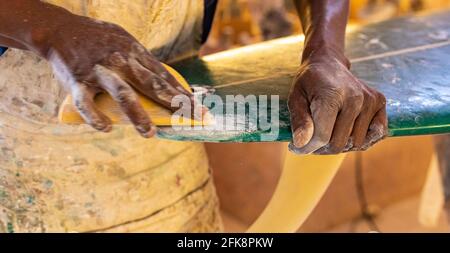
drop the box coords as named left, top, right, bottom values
left=248, top=147, right=346, bottom=233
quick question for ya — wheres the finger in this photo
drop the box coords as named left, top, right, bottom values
left=314, top=99, right=362, bottom=154
left=288, top=91, right=314, bottom=149
left=359, top=107, right=388, bottom=151
left=94, top=65, right=156, bottom=138
left=350, top=94, right=380, bottom=150
left=109, top=46, right=205, bottom=120
left=290, top=98, right=340, bottom=154
left=72, top=83, right=112, bottom=132
left=127, top=58, right=205, bottom=120
left=127, top=59, right=194, bottom=106
left=132, top=45, right=191, bottom=95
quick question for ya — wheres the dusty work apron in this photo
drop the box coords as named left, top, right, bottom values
left=0, top=0, right=222, bottom=233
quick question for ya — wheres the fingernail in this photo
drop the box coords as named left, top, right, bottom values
left=94, top=122, right=112, bottom=132
left=293, top=128, right=311, bottom=148
left=139, top=125, right=157, bottom=138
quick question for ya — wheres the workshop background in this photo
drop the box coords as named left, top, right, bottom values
left=203, top=0, right=450, bottom=233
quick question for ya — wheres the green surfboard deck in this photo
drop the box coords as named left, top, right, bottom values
left=158, top=11, right=450, bottom=142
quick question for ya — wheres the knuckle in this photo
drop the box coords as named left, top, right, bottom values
left=377, top=93, right=387, bottom=106
left=108, top=52, right=127, bottom=67
left=74, top=99, right=87, bottom=113
left=151, top=77, right=167, bottom=91
left=329, top=87, right=346, bottom=102
left=115, top=86, right=135, bottom=104
left=354, top=90, right=377, bottom=113
left=130, top=42, right=147, bottom=55
left=347, top=91, right=364, bottom=109
left=365, top=92, right=378, bottom=104
left=344, top=84, right=363, bottom=98
left=369, top=89, right=386, bottom=107
left=325, top=86, right=345, bottom=98
left=313, top=92, right=344, bottom=111
left=362, top=92, right=378, bottom=111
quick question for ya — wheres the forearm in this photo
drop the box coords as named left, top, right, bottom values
left=0, top=0, right=72, bottom=55
left=294, top=0, right=350, bottom=67
left=0, top=35, right=27, bottom=50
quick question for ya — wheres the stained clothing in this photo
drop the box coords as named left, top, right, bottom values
left=0, top=0, right=222, bottom=233
left=0, top=0, right=217, bottom=56
left=0, top=0, right=215, bottom=122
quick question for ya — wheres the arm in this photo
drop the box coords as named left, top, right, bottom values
left=0, top=0, right=199, bottom=137
left=289, top=0, right=387, bottom=154
left=0, top=1, right=70, bottom=54
left=295, top=0, right=349, bottom=67
left=0, top=36, right=27, bottom=50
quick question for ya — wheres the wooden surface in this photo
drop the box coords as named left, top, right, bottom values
left=158, top=11, right=450, bottom=142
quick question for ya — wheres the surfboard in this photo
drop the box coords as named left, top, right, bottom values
left=158, top=10, right=450, bottom=142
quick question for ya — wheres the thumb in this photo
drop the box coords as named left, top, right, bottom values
left=288, top=93, right=314, bottom=148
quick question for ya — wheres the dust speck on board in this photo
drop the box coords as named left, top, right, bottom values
left=365, top=38, right=389, bottom=50
left=408, top=96, right=445, bottom=107
left=381, top=63, right=394, bottom=69
left=387, top=99, right=401, bottom=107
left=357, top=33, right=368, bottom=40
left=428, top=31, right=448, bottom=40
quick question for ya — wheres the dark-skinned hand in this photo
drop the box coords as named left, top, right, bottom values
left=288, top=47, right=388, bottom=154
left=42, top=14, right=197, bottom=137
